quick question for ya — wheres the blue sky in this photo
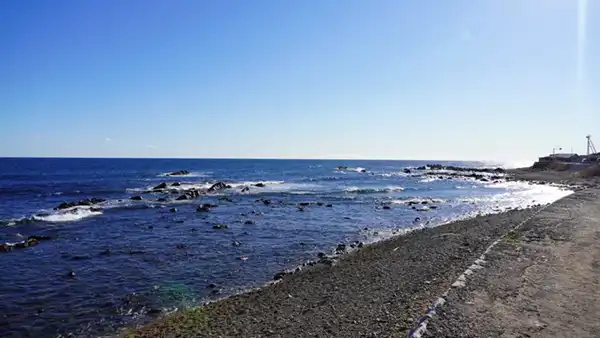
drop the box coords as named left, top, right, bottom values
left=1, top=0, right=598, bottom=162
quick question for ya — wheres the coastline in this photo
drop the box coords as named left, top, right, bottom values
left=123, top=170, right=590, bottom=338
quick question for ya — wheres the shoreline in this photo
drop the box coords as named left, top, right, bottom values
left=123, top=170, right=587, bottom=338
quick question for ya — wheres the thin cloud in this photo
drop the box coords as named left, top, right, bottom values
left=105, top=137, right=112, bottom=142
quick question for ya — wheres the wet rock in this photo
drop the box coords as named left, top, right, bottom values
left=28, top=235, right=51, bottom=241
left=196, top=204, right=213, bottom=212
left=430, top=205, right=438, bottom=209
left=212, top=224, right=228, bottom=230
left=317, top=252, right=326, bottom=259
left=382, top=205, right=391, bottom=210
left=67, top=271, right=76, bottom=278
left=297, top=206, right=305, bottom=212
left=261, top=199, right=272, bottom=206
left=254, top=182, right=266, bottom=187
left=231, top=241, right=242, bottom=246
left=147, top=226, right=154, bottom=230
left=130, top=196, right=143, bottom=201
left=360, top=169, right=367, bottom=173
left=100, top=249, right=112, bottom=256
left=175, top=244, right=187, bottom=249
left=317, top=202, right=324, bottom=206
left=218, top=196, right=234, bottom=203
left=166, top=170, right=190, bottom=176
left=175, top=195, right=188, bottom=201
left=273, top=271, right=287, bottom=281
left=337, top=166, right=348, bottom=170
left=336, top=243, right=347, bottom=253
left=207, top=283, right=217, bottom=288
left=480, top=178, right=489, bottom=182
left=357, top=242, right=364, bottom=248
left=170, top=208, right=177, bottom=213
left=299, top=202, right=311, bottom=207
left=171, top=182, right=181, bottom=187
left=128, top=250, right=145, bottom=255
left=241, top=186, right=250, bottom=193
left=208, top=182, right=228, bottom=192
left=326, top=204, right=333, bottom=207
left=421, top=201, right=429, bottom=204
left=244, top=220, right=256, bottom=225
left=157, top=198, right=168, bottom=202
left=299, top=242, right=306, bottom=246
left=153, top=182, right=168, bottom=190
left=414, top=217, right=421, bottom=222
left=54, top=198, right=106, bottom=210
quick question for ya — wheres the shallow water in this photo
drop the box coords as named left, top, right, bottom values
left=0, top=158, right=571, bottom=337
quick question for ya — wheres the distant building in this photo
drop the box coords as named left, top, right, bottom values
left=538, top=153, right=580, bottom=163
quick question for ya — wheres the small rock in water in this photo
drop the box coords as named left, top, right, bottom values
left=170, top=208, right=177, bottom=213
left=241, top=186, right=250, bottom=193
left=273, top=271, right=287, bottom=281
left=317, top=202, right=324, bottom=206
left=207, top=283, right=217, bottom=288
left=299, top=202, right=311, bottom=207
left=67, top=271, right=76, bottom=278
left=238, top=255, right=249, bottom=261
left=382, top=205, right=391, bottom=210
left=317, top=252, right=326, bottom=258
left=297, top=206, right=305, bottom=212
left=213, top=224, right=228, bottom=230
left=176, top=244, right=187, bottom=249
left=254, top=182, right=266, bottom=187
left=326, top=204, right=333, bottom=207
left=336, top=244, right=346, bottom=253
left=147, top=225, right=154, bottom=230
left=196, top=205, right=211, bottom=212
left=157, top=198, right=168, bottom=202
left=175, top=195, right=188, bottom=201
left=130, top=196, right=143, bottom=201
left=231, top=241, right=242, bottom=246
left=100, top=249, right=112, bottom=256
left=153, top=182, right=168, bottom=190
left=244, top=220, right=256, bottom=225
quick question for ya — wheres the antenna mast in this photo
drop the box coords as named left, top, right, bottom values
left=587, top=135, right=597, bottom=156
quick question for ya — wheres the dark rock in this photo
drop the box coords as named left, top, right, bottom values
left=382, top=205, right=391, bottom=210
left=299, top=202, right=311, bottom=207
left=241, top=186, right=250, bottom=193
left=166, top=170, right=190, bottom=176
left=357, top=242, right=364, bottom=248
left=208, top=182, right=228, bottom=192
left=130, top=196, right=143, bottom=201
left=414, top=217, right=421, bottom=222
left=147, top=226, right=154, bottom=230
left=207, top=283, right=217, bottom=288
left=171, top=182, right=181, bottom=187
left=299, top=242, right=306, bottom=246
left=262, top=199, right=272, bottom=206
left=317, top=252, right=326, bottom=258
left=212, top=224, right=228, bottom=230
left=196, top=204, right=212, bottom=212
left=336, top=244, right=346, bottom=253
left=317, top=202, right=324, bottom=206
left=175, top=244, right=187, bottom=249
left=403, top=168, right=411, bottom=174
left=326, top=204, right=333, bottom=207
left=175, top=195, right=188, bottom=201
left=157, top=198, right=168, bottom=202
left=360, top=169, right=367, bottom=173
left=100, top=249, right=111, bottom=256
left=421, top=201, right=429, bottom=204
left=128, top=250, right=145, bottom=255
left=54, top=198, right=106, bottom=210
left=430, top=205, right=438, bottom=209
left=244, top=220, right=256, bottom=225
left=153, top=182, right=168, bottom=191
left=494, top=167, right=505, bottom=173
left=273, top=271, right=287, bottom=281
left=254, top=183, right=266, bottom=187
left=231, top=241, right=242, bottom=246
left=337, top=166, right=348, bottom=170
left=28, top=235, right=51, bottom=241
left=170, top=208, right=177, bottom=213
left=480, top=178, right=489, bottom=182
left=67, top=271, right=76, bottom=278
left=297, top=206, right=305, bottom=212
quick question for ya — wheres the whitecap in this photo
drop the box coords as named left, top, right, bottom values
left=33, top=207, right=102, bottom=223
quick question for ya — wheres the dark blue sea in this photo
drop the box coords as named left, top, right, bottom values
left=0, top=158, right=571, bottom=337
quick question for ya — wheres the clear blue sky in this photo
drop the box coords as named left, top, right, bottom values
left=1, top=0, right=598, bottom=162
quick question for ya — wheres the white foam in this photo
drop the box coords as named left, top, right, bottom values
left=344, top=186, right=404, bottom=194
left=157, top=171, right=210, bottom=178
left=391, top=198, right=445, bottom=204
left=33, top=207, right=102, bottom=223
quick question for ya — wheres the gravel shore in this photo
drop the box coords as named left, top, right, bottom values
left=125, top=170, right=598, bottom=338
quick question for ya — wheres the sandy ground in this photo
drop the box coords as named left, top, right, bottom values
left=125, top=170, right=600, bottom=338
left=424, top=187, right=600, bottom=338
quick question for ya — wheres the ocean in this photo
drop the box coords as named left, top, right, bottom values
left=0, top=158, right=571, bottom=337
